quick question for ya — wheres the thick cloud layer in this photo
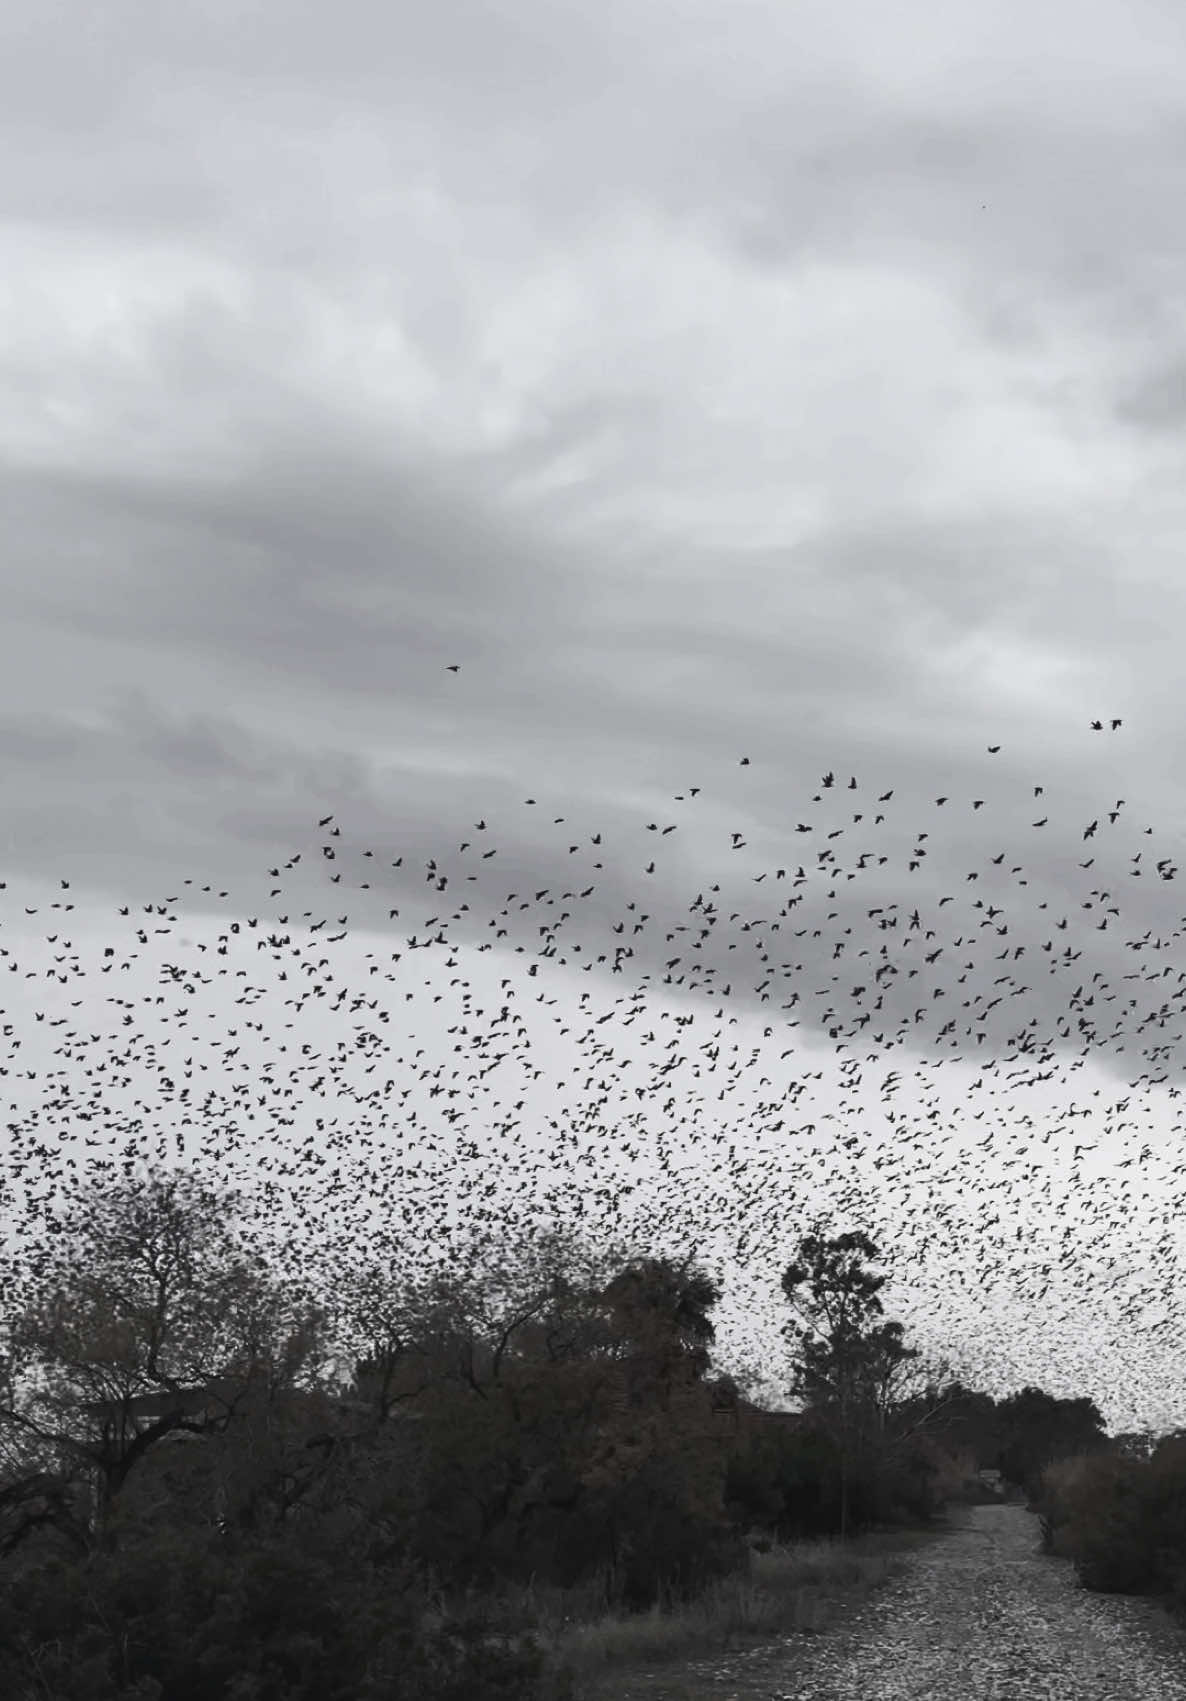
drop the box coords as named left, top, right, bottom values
left=4, top=0, right=1186, bottom=1429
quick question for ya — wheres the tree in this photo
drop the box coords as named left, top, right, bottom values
left=598, top=1254, right=721, bottom=1406
left=325, top=1224, right=642, bottom=1591
left=323, top=1232, right=740, bottom=1603
left=1111, top=1429, right=1157, bottom=1464
left=327, top=1218, right=646, bottom=1418
left=896, top=1378, right=1002, bottom=1470
left=0, top=1162, right=338, bottom=1554
left=780, top=1228, right=920, bottom=1538
left=996, top=1386, right=1109, bottom=1498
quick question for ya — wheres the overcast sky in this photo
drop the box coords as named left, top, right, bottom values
left=6, top=0, right=1186, bottom=1433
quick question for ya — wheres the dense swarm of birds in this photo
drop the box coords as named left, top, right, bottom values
left=3, top=707, right=1185, bottom=1429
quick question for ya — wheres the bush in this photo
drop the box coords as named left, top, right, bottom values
left=1069, top=1499, right=1156, bottom=1594
left=725, top=1422, right=845, bottom=1542
left=1035, top=1449, right=1169, bottom=1596
left=1141, top=1435, right=1186, bottom=1612
left=872, top=1436, right=948, bottom=1527
left=0, top=1522, right=558, bottom=1701
left=1033, top=1453, right=1099, bottom=1554
left=601, top=1465, right=747, bottom=1611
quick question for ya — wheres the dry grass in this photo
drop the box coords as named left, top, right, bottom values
left=509, top=1521, right=952, bottom=1697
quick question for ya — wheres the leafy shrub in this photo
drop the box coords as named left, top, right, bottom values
left=1033, top=1453, right=1098, bottom=1554
left=1036, top=1449, right=1160, bottom=1595
left=872, top=1435, right=948, bottom=1526
left=0, top=1522, right=557, bottom=1701
left=725, top=1421, right=845, bottom=1542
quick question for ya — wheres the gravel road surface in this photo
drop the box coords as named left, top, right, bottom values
left=612, top=1504, right=1186, bottom=1700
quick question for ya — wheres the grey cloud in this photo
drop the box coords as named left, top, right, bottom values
left=0, top=711, right=91, bottom=764
left=6, top=0, right=1186, bottom=1424
left=1, top=437, right=587, bottom=686
left=1113, top=359, right=1186, bottom=433
left=104, top=687, right=277, bottom=785
left=4, top=682, right=1182, bottom=1109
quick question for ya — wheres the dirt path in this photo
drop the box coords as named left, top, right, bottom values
left=604, top=1504, right=1186, bottom=1700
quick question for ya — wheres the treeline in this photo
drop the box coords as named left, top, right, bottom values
left=0, top=1165, right=1129, bottom=1698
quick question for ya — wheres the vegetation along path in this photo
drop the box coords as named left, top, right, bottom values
left=609, top=1505, right=1186, bottom=1701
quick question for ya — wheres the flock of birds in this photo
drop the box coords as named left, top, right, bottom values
left=4, top=702, right=1186, bottom=1432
